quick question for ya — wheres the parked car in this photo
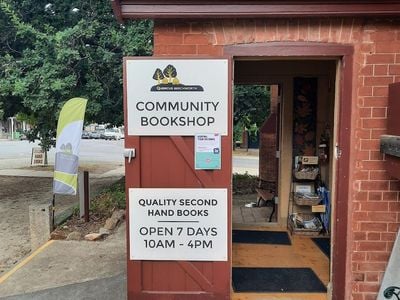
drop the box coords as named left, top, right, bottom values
left=89, top=130, right=102, bottom=139
left=103, top=128, right=122, bottom=140
left=81, top=131, right=90, bottom=139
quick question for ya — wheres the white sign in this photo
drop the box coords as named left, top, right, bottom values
left=129, top=188, right=227, bottom=261
left=126, top=59, right=228, bottom=136
left=31, top=147, right=45, bottom=166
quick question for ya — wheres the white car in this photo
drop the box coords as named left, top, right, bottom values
left=103, top=128, right=122, bottom=140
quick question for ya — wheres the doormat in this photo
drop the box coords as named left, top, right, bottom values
left=232, top=267, right=327, bottom=293
left=312, top=238, right=330, bottom=258
left=232, top=230, right=291, bottom=245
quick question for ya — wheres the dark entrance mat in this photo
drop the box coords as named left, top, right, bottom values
left=232, top=267, right=327, bottom=293
left=232, top=230, right=291, bottom=245
left=312, top=238, right=330, bottom=258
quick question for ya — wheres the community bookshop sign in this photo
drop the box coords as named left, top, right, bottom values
left=129, top=188, right=228, bottom=261
left=125, top=59, right=228, bottom=136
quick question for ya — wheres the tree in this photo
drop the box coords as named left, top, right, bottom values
left=163, top=64, right=177, bottom=83
left=0, top=0, right=153, bottom=162
left=233, top=85, right=271, bottom=147
left=152, top=68, right=164, bottom=84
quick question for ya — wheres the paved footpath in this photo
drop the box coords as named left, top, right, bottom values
left=0, top=223, right=126, bottom=299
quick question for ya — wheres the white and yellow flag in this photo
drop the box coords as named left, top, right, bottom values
left=53, top=97, right=87, bottom=195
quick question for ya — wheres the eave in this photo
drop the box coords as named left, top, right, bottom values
left=111, top=0, right=400, bottom=21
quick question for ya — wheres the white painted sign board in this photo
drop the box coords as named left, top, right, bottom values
left=377, top=230, right=400, bottom=299
left=129, top=188, right=228, bottom=261
left=125, top=59, right=228, bottom=136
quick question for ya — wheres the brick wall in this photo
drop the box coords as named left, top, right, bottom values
left=154, top=18, right=400, bottom=299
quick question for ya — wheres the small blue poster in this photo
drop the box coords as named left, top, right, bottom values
left=195, top=133, right=221, bottom=170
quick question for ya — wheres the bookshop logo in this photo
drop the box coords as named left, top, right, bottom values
left=151, top=64, right=204, bottom=92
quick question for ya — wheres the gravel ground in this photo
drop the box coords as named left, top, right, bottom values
left=0, top=175, right=121, bottom=275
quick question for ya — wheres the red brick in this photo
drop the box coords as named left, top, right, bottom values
left=364, top=76, right=394, bottom=86
left=376, top=41, right=400, bottom=53
left=390, top=180, right=400, bottom=191
left=361, top=201, right=388, bottom=212
left=369, top=151, right=384, bottom=161
left=388, top=222, right=400, bottom=232
left=308, top=19, right=320, bottom=41
left=358, top=86, right=373, bottom=96
left=298, top=19, right=308, bottom=41
left=359, top=107, right=372, bottom=118
left=355, top=191, right=369, bottom=201
left=352, top=293, right=363, bottom=300
left=360, top=139, right=380, bottom=151
left=287, top=19, right=298, bottom=40
left=183, top=33, right=212, bottom=45
left=354, top=231, right=367, bottom=240
left=354, top=170, right=369, bottom=181
left=365, top=272, right=380, bottom=282
left=276, top=19, right=289, bottom=41
left=366, top=54, right=395, bottom=64
left=370, top=170, right=390, bottom=180
left=363, top=96, right=388, bottom=107
left=368, top=192, right=382, bottom=201
left=360, top=222, right=387, bottom=231
left=319, top=19, right=330, bottom=42
left=357, top=283, right=380, bottom=293
left=371, top=129, right=387, bottom=139
left=372, top=87, right=389, bottom=97
left=360, top=43, right=374, bottom=53
left=367, top=252, right=390, bottom=262
left=369, top=31, right=397, bottom=41
left=365, top=294, right=379, bottom=300
left=358, top=262, right=386, bottom=271
left=381, top=232, right=396, bottom=241
left=374, top=65, right=388, bottom=76
left=372, top=107, right=387, bottom=118
left=389, top=202, right=400, bottom=211
left=254, top=20, right=267, bottom=43
left=212, top=22, right=225, bottom=45
left=265, top=19, right=277, bottom=41
left=383, top=191, right=398, bottom=201
left=197, top=45, right=223, bottom=56
left=362, top=118, right=387, bottom=129
left=222, top=20, right=236, bottom=44
left=389, top=64, right=400, bottom=75
left=356, top=151, right=370, bottom=161
left=155, top=33, right=183, bottom=45
left=367, top=232, right=381, bottom=240
left=361, top=161, right=385, bottom=170
left=353, top=272, right=365, bottom=281
left=166, top=45, right=197, bottom=55
left=352, top=252, right=366, bottom=261
left=367, top=212, right=397, bottom=222
left=353, top=211, right=368, bottom=221
left=360, top=180, right=389, bottom=191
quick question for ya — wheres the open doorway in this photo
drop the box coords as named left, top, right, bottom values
left=232, top=59, right=337, bottom=298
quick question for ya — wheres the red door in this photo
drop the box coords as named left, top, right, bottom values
left=123, top=57, right=232, bottom=299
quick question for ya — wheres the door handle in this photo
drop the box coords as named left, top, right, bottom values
left=123, top=148, right=136, bottom=163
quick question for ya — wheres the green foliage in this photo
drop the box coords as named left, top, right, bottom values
left=0, top=0, right=153, bottom=154
left=232, top=172, right=259, bottom=195
left=90, top=177, right=126, bottom=217
left=233, top=85, right=271, bottom=145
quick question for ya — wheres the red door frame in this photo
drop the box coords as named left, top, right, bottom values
left=224, top=42, right=353, bottom=300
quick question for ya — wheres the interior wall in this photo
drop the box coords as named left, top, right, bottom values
left=235, top=60, right=336, bottom=226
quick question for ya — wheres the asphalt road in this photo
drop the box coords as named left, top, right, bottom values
left=0, top=139, right=258, bottom=173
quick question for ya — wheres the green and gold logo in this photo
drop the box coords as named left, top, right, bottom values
left=151, top=64, right=204, bottom=92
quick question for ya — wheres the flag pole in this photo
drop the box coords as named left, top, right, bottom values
left=52, top=193, right=55, bottom=230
